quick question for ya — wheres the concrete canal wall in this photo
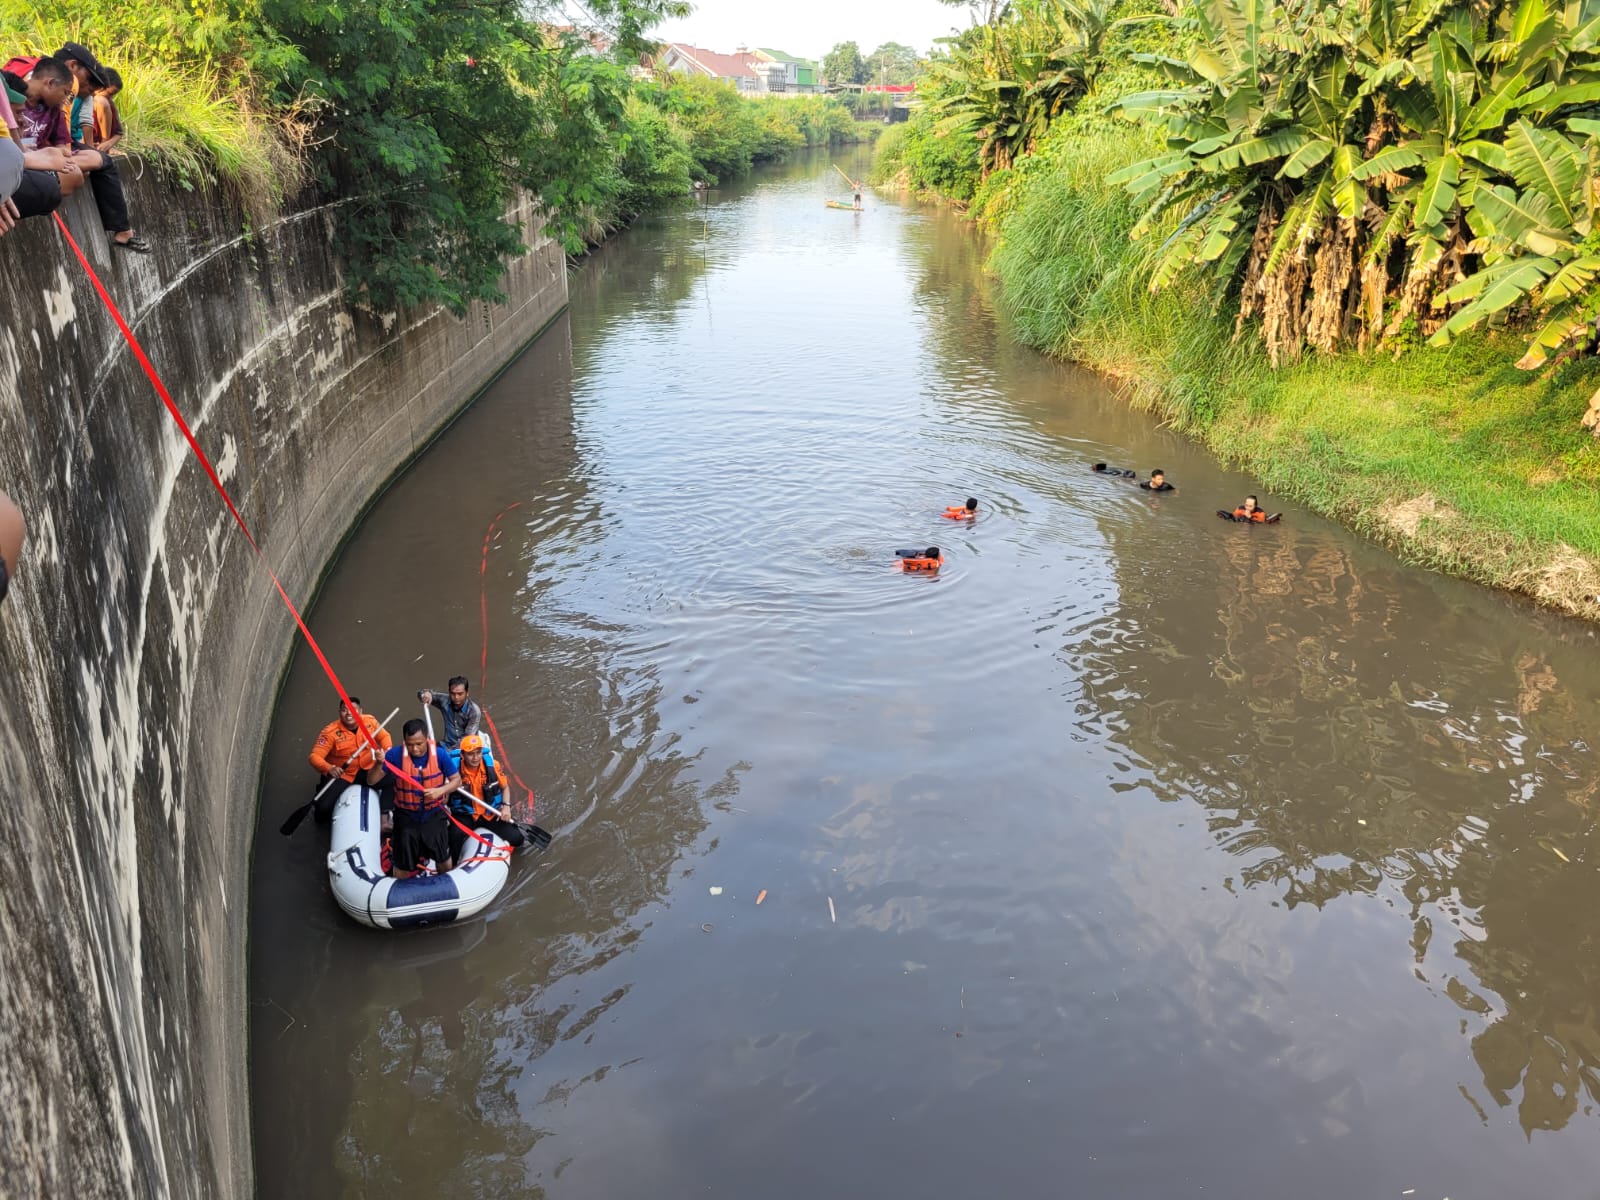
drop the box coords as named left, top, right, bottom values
left=0, top=179, right=567, bottom=1198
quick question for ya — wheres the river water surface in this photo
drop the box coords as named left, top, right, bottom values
left=250, top=149, right=1600, bottom=1198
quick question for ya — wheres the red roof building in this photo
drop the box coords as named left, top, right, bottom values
left=656, top=43, right=762, bottom=89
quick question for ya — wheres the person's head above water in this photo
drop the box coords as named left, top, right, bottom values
left=925, top=546, right=940, bottom=559
left=965, top=497, right=978, bottom=511
left=1093, top=463, right=1109, bottom=472
left=1242, top=495, right=1259, bottom=512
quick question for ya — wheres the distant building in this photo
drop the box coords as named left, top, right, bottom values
left=650, top=43, right=825, bottom=95
left=655, top=43, right=762, bottom=91
left=752, top=48, right=821, bottom=93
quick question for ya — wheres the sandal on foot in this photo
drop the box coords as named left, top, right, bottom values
left=111, top=235, right=151, bottom=252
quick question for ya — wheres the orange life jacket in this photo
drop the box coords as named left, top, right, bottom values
left=1233, top=507, right=1268, bottom=523
left=393, top=745, right=447, bottom=813
left=902, top=555, right=943, bottom=573
left=942, top=507, right=974, bottom=520
left=458, top=758, right=505, bottom=819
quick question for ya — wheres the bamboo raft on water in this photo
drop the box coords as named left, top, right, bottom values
left=828, top=163, right=863, bottom=211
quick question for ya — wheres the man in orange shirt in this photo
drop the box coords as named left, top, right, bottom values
left=308, top=697, right=392, bottom=822
left=447, top=734, right=527, bottom=860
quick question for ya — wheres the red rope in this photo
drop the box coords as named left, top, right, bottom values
left=54, top=214, right=387, bottom=763
left=477, top=502, right=537, bottom=818
left=59, top=214, right=535, bottom=843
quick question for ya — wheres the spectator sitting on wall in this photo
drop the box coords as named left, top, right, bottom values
left=54, top=43, right=149, bottom=252
left=12, top=58, right=86, bottom=219
left=0, top=70, right=16, bottom=142
left=92, top=68, right=122, bottom=153
left=0, top=137, right=21, bottom=236
left=0, top=487, right=23, bottom=606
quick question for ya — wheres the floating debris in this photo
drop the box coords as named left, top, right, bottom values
left=756, top=889, right=767, bottom=905
left=701, top=923, right=714, bottom=933
left=709, top=886, right=723, bottom=895
left=828, top=896, right=837, bottom=923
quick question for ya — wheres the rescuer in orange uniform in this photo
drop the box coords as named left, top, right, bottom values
left=447, top=734, right=527, bottom=861
left=307, top=697, right=392, bottom=822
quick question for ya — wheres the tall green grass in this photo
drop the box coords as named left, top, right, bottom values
left=2, top=16, right=307, bottom=212
left=987, top=115, right=1600, bottom=608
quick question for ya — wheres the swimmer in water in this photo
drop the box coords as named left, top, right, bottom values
left=1138, top=469, right=1175, bottom=493
left=1217, top=495, right=1280, bottom=523
left=943, top=497, right=979, bottom=520
left=896, top=546, right=943, bottom=572
left=1092, top=463, right=1137, bottom=478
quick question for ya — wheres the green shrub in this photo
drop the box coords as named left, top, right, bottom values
left=614, top=93, right=694, bottom=216
left=870, top=107, right=978, bottom=201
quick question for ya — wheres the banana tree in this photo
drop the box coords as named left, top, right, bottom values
left=1430, top=117, right=1600, bottom=365
left=928, top=0, right=1116, bottom=176
left=1108, top=0, right=1600, bottom=363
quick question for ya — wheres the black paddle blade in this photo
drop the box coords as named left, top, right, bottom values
left=527, top=824, right=554, bottom=849
left=895, top=548, right=921, bottom=557
left=1267, top=514, right=1282, bottom=524
left=279, top=800, right=315, bottom=836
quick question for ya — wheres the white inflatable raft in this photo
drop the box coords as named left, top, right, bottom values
left=326, top=784, right=511, bottom=929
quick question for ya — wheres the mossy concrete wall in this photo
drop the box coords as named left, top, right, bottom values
left=0, top=178, right=566, bottom=1198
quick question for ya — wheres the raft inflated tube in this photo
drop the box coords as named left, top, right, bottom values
left=326, top=784, right=510, bottom=930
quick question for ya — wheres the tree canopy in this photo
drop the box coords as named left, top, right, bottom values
left=823, top=40, right=868, bottom=84
left=864, top=41, right=921, bottom=86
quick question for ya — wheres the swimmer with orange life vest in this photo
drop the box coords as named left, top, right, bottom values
left=896, top=546, right=943, bottom=572
left=1217, top=495, right=1281, bottom=524
left=943, top=497, right=979, bottom=520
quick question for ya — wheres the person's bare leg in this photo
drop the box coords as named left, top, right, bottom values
left=0, top=488, right=24, bottom=575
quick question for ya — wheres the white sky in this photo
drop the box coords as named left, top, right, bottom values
left=652, top=0, right=973, bottom=60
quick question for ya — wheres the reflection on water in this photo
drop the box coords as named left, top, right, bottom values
left=251, top=148, right=1600, bottom=1197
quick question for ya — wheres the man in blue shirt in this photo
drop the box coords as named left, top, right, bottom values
left=417, top=675, right=482, bottom=750
left=382, top=719, right=461, bottom=879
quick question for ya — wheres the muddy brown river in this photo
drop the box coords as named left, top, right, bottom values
left=249, top=149, right=1600, bottom=1198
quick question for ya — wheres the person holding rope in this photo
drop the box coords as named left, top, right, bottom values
left=448, top=734, right=526, bottom=862
left=307, top=697, right=391, bottom=822
left=383, top=719, right=461, bottom=879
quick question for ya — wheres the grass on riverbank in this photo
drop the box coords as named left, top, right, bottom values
left=987, top=115, right=1600, bottom=616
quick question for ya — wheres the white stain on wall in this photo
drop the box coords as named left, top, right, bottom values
left=44, top=265, right=78, bottom=336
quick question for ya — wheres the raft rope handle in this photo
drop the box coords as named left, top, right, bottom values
left=477, top=503, right=538, bottom=818
left=52, top=214, right=386, bottom=765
